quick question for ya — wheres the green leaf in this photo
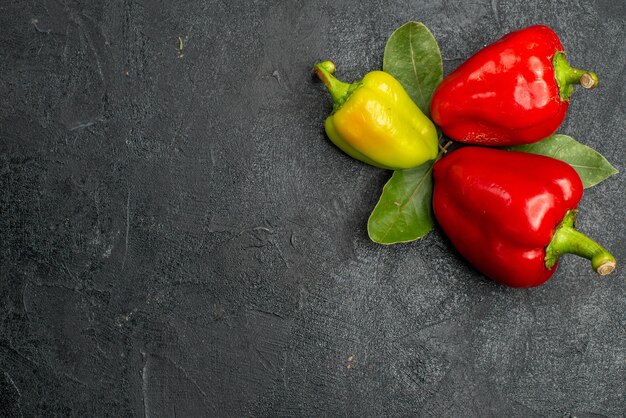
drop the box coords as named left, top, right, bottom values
left=368, top=160, right=435, bottom=244
left=508, top=134, right=618, bottom=188
left=383, top=22, right=443, bottom=116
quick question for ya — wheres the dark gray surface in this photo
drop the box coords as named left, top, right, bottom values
left=1, top=0, right=624, bottom=416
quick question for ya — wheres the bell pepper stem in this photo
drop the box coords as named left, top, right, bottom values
left=314, top=61, right=357, bottom=109
left=545, top=210, right=616, bottom=275
left=438, top=141, right=453, bottom=156
left=554, top=52, right=599, bottom=101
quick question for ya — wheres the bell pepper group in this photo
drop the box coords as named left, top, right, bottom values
left=313, top=24, right=616, bottom=287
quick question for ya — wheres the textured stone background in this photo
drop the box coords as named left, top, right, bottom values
left=1, top=0, right=624, bottom=416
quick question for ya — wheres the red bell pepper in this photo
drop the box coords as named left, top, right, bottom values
left=433, top=147, right=615, bottom=288
left=430, top=25, right=598, bottom=146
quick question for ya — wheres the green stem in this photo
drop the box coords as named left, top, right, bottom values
left=313, top=61, right=357, bottom=109
left=545, top=210, right=616, bottom=275
left=553, top=52, right=599, bottom=101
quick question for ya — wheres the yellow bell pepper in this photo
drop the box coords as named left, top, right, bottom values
left=314, top=61, right=439, bottom=170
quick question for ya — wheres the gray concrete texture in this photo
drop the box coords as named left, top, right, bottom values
left=0, top=0, right=624, bottom=416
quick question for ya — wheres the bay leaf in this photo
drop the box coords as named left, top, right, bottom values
left=383, top=22, right=443, bottom=116
left=508, top=134, right=618, bottom=188
left=368, top=160, right=435, bottom=244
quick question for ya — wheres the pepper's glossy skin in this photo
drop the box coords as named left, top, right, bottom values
left=316, top=64, right=439, bottom=170
left=433, top=147, right=583, bottom=287
left=430, top=25, right=595, bottom=146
